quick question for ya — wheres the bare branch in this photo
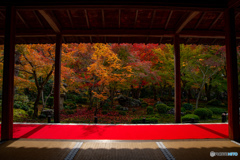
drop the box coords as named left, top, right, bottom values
left=15, top=68, right=34, bottom=75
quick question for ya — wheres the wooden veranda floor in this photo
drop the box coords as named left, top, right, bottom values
left=0, top=139, right=240, bottom=160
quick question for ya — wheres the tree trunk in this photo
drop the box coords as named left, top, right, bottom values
left=152, top=84, right=157, bottom=101
left=88, top=87, right=93, bottom=109
left=34, top=89, right=42, bottom=117
left=136, top=84, right=142, bottom=99
left=187, top=88, right=192, bottom=103
left=205, top=78, right=212, bottom=101
left=195, top=81, right=205, bottom=109
left=94, top=103, right=98, bottom=116
left=109, top=86, right=115, bottom=108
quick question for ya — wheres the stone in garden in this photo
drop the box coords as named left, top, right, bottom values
left=42, top=109, right=54, bottom=117
left=167, top=108, right=174, bottom=114
left=60, top=93, right=65, bottom=110
left=117, top=95, right=141, bottom=107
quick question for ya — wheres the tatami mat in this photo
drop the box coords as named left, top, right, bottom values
left=74, top=142, right=166, bottom=160
left=163, top=139, right=240, bottom=160
left=1, top=139, right=240, bottom=160
left=0, top=139, right=76, bottom=160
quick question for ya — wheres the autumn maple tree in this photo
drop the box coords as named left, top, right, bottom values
left=87, top=43, right=132, bottom=115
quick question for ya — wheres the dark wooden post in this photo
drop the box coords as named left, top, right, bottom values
left=54, top=34, right=62, bottom=123
left=174, top=34, right=181, bottom=123
left=225, top=8, right=240, bottom=141
left=1, top=6, right=16, bottom=141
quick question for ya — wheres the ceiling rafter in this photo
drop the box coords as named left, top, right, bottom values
left=89, top=36, right=92, bottom=43
left=67, top=10, right=74, bottom=28
left=165, top=10, right=173, bottom=29
left=38, top=10, right=61, bottom=33
left=149, top=9, right=156, bottom=29
left=118, top=9, right=121, bottom=28
left=211, top=38, right=217, bottom=45
left=209, top=12, right=223, bottom=30
left=102, top=9, right=105, bottom=28
left=17, top=11, right=30, bottom=28
left=84, top=9, right=90, bottom=29
left=159, top=37, right=163, bottom=44
left=134, top=10, right=138, bottom=28
left=0, top=11, right=5, bottom=19
left=33, top=10, right=44, bottom=28
left=176, top=11, right=200, bottom=33
left=194, top=12, right=205, bottom=29
left=228, top=0, right=240, bottom=8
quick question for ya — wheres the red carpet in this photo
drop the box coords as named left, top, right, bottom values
left=0, top=123, right=228, bottom=140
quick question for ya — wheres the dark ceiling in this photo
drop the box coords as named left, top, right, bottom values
left=0, top=0, right=240, bottom=45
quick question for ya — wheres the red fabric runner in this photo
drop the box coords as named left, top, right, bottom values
left=0, top=123, right=228, bottom=140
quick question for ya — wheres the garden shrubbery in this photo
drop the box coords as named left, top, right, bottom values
left=182, top=114, right=200, bottom=122
left=194, top=108, right=211, bottom=119
left=208, top=107, right=226, bottom=115
left=132, top=118, right=158, bottom=124
left=141, top=103, right=148, bottom=108
left=205, top=108, right=213, bottom=118
left=156, top=103, right=168, bottom=114
left=13, top=108, right=29, bottom=121
left=147, top=106, right=154, bottom=114
left=207, top=99, right=221, bottom=106
left=182, top=103, right=193, bottom=111
left=181, top=107, right=186, bottom=112
left=118, top=111, right=127, bottom=115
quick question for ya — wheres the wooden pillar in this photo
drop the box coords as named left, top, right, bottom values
left=54, top=34, right=62, bottom=123
left=174, top=34, right=181, bottom=123
left=1, top=6, right=16, bottom=141
left=225, top=8, right=240, bottom=141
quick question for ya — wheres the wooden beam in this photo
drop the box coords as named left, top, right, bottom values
left=134, top=10, right=138, bottom=28
left=16, top=11, right=29, bottom=28
left=1, top=6, right=16, bottom=141
left=211, top=38, right=217, bottom=45
left=176, top=11, right=200, bottom=33
left=33, top=10, right=44, bottom=28
left=118, top=9, right=121, bottom=28
left=235, top=12, right=240, bottom=18
left=209, top=12, right=223, bottom=30
left=0, top=10, right=5, bottom=19
left=67, top=10, right=74, bottom=28
left=159, top=37, right=163, bottom=44
left=38, top=10, right=61, bottom=33
left=149, top=10, right=156, bottom=29
left=185, top=38, right=190, bottom=44
left=165, top=10, right=172, bottom=29
left=102, top=9, right=105, bottom=28
left=89, top=36, right=92, bottom=43
left=228, top=0, right=240, bottom=8
left=84, top=9, right=90, bottom=29
left=225, top=8, right=240, bottom=142
left=2, top=29, right=240, bottom=39
left=194, top=12, right=205, bottom=29
left=54, top=34, right=62, bottom=123
left=174, top=34, right=181, bottom=123
left=15, top=4, right=226, bottom=12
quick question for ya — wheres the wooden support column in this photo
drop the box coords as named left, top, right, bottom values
left=174, top=34, right=181, bottom=123
left=225, top=8, right=240, bottom=141
left=54, top=34, right=62, bottom=123
left=1, top=6, right=16, bottom=141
